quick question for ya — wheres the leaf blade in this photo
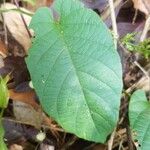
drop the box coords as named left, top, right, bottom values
left=26, top=0, right=122, bottom=142
left=129, top=90, right=150, bottom=150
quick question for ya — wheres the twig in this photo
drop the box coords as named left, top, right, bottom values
left=2, top=0, right=8, bottom=47
left=124, top=62, right=150, bottom=96
left=101, top=0, right=122, bottom=21
left=132, top=9, right=138, bottom=24
left=134, top=61, right=150, bottom=97
left=108, top=0, right=118, bottom=49
left=107, top=0, right=118, bottom=149
left=126, top=124, right=134, bottom=150
left=2, top=117, right=64, bottom=132
left=108, top=127, right=117, bottom=150
left=118, top=140, right=123, bottom=150
left=13, top=0, right=32, bottom=38
left=140, top=15, right=150, bottom=42
left=134, top=61, right=149, bottom=78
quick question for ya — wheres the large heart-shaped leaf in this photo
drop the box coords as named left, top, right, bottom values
left=26, top=0, right=122, bottom=142
left=129, top=90, right=150, bottom=149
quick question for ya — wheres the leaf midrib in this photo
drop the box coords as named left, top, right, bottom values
left=54, top=22, right=109, bottom=136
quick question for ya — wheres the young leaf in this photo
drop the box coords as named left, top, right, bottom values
left=129, top=90, right=150, bottom=149
left=26, top=0, right=123, bottom=142
left=0, top=76, right=9, bottom=108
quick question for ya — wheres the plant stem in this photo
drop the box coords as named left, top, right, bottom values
left=108, top=126, right=116, bottom=150
left=107, top=0, right=118, bottom=149
left=140, top=15, right=150, bottom=42
left=2, top=0, right=8, bottom=47
left=108, top=0, right=118, bottom=49
left=101, top=0, right=122, bottom=21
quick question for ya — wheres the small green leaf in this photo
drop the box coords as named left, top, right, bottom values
left=129, top=90, right=150, bottom=150
left=0, top=76, right=9, bottom=108
left=26, top=0, right=122, bottom=142
left=0, top=76, right=9, bottom=149
left=0, top=121, right=7, bottom=150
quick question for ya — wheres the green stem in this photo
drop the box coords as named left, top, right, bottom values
left=0, top=109, right=4, bottom=119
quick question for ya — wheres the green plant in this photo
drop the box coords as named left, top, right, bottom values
left=0, top=76, right=9, bottom=150
left=129, top=90, right=150, bottom=150
left=26, top=0, right=123, bottom=142
left=121, top=33, right=136, bottom=51
left=135, top=39, right=150, bottom=59
left=121, top=33, right=150, bottom=59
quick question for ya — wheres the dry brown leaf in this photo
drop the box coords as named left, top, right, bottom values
left=0, top=40, right=8, bottom=58
left=9, top=89, right=46, bottom=128
left=132, top=0, right=150, bottom=15
left=92, top=144, right=107, bottom=150
left=0, top=3, right=32, bottom=54
left=46, top=0, right=54, bottom=6
left=9, top=144, right=23, bottom=150
left=40, top=143, right=55, bottom=150
left=0, top=57, right=30, bottom=87
left=9, top=89, right=39, bottom=109
left=26, top=0, right=54, bottom=11
left=8, top=89, right=55, bottom=129
left=13, top=101, right=43, bottom=128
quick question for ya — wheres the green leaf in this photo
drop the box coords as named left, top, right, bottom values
left=0, top=121, right=7, bottom=150
left=0, top=76, right=9, bottom=149
left=26, top=0, right=122, bottom=142
left=0, top=76, right=9, bottom=108
left=129, top=90, right=150, bottom=150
